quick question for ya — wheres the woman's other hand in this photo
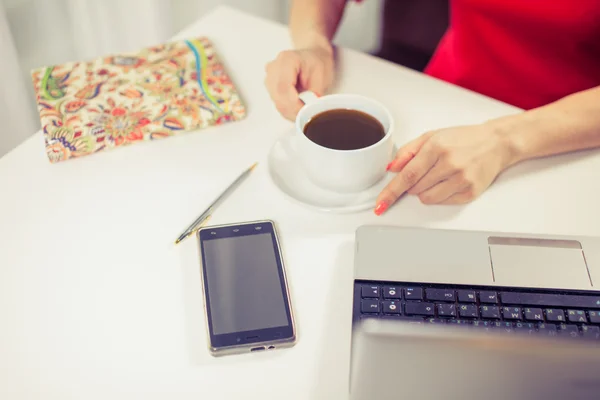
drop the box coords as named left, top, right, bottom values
left=264, top=43, right=335, bottom=121
left=374, top=121, right=518, bottom=215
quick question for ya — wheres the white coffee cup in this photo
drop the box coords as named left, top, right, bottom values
left=294, top=91, right=394, bottom=193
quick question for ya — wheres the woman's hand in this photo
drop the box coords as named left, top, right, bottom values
left=374, top=121, right=517, bottom=215
left=264, top=43, right=335, bottom=121
left=373, top=85, right=600, bottom=215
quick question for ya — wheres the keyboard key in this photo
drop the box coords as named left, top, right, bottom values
left=503, top=307, right=522, bottom=320
left=361, top=285, right=379, bottom=298
left=537, top=323, right=558, bottom=337
left=404, top=287, right=424, bottom=301
left=383, top=286, right=402, bottom=300
left=458, top=304, right=479, bottom=318
left=500, top=292, right=600, bottom=309
left=479, top=291, right=498, bottom=304
left=493, top=321, right=514, bottom=333
left=437, top=303, right=457, bottom=317
left=545, top=309, right=565, bottom=322
left=426, top=318, right=446, bottom=324
left=457, top=290, right=476, bottom=303
left=361, top=299, right=380, bottom=313
left=405, top=302, right=435, bottom=316
left=567, top=310, right=587, bottom=324
left=582, top=326, right=600, bottom=340
left=559, top=324, right=580, bottom=338
left=382, top=300, right=401, bottom=314
left=589, top=311, right=600, bottom=324
left=515, top=322, right=536, bottom=335
left=524, top=308, right=544, bottom=322
left=473, top=320, right=494, bottom=332
left=481, top=305, right=500, bottom=319
left=426, top=288, right=455, bottom=302
left=448, top=319, right=473, bottom=326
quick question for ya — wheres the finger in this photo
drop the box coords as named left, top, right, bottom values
left=298, top=59, right=329, bottom=97
left=386, top=132, right=434, bottom=172
left=439, top=188, right=477, bottom=205
left=268, top=73, right=303, bottom=120
left=416, top=172, right=470, bottom=204
left=385, top=150, right=414, bottom=172
left=406, top=162, right=454, bottom=195
left=375, top=150, right=440, bottom=215
left=265, top=57, right=304, bottom=120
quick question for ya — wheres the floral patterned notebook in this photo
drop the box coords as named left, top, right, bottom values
left=30, top=37, right=246, bottom=163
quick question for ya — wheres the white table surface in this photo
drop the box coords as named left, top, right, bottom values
left=1, top=6, right=600, bottom=400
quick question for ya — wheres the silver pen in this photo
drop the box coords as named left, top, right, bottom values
left=174, top=162, right=258, bottom=244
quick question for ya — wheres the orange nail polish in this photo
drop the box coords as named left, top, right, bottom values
left=374, top=201, right=389, bottom=216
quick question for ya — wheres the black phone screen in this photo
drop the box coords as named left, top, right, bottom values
left=199, top=221, right=293, bottom=347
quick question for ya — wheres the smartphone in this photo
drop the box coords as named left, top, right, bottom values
left=197, top=220, right=296, bottom=356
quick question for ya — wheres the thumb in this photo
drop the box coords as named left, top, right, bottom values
left=297, top=53, right=333, bottom=97
left=386, top=131, right=434, bottom=172
left=298, top=70, right=328, bottom=98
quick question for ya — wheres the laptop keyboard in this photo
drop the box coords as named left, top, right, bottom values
left=353, top=280, right=600, bottom=341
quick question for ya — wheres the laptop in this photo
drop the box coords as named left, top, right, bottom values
left=349, top=225, right=600, bottom=400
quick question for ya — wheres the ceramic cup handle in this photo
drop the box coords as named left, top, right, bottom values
left=298, top=91, right=319, bottom=105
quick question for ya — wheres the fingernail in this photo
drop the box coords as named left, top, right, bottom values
left=385, top=162, right=394, bottom=171
left=374, top=201, right=389, bottom=216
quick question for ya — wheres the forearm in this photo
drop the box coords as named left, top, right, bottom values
left=493, top=86, right=600, bottom=166
left=288, top=0, right=348, bottom=52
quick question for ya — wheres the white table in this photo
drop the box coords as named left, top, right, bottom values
left=1, top=6, right=599, bottom=400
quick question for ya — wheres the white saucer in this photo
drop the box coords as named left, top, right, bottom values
left=266, top=133, right=394, bottom=213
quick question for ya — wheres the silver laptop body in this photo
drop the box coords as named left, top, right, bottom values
left=350, top=317, right=600, bottom=400
left=350, top=225, right=600, bottom=400
left=354, top=225, right=600, bottom=291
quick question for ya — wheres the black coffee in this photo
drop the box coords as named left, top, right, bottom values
left=303, top=109, right=385, bottom=151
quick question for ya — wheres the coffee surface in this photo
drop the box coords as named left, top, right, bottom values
left=303, top=109, right=385, bottom=151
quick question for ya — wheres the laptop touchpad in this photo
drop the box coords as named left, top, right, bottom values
left=488, top=237, right=592, bottom=289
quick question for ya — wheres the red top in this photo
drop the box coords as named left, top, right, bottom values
left=425, top=0, right=600, bottom=109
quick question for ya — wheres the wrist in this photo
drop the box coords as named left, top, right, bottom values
left=485, top=113, right=532, bottom=168
left=292, top=31, right=334, bottom=55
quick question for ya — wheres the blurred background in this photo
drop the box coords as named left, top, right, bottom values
left=0, top=0, right=447, bottom=157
